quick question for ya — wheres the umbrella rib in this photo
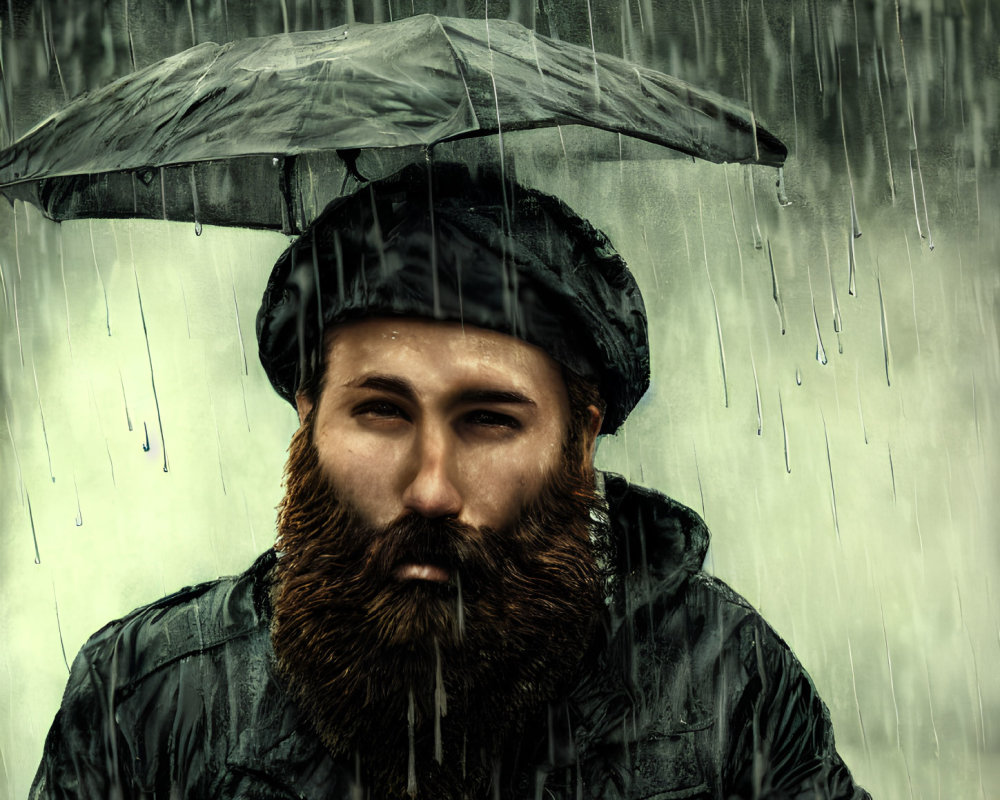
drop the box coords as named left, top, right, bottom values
left=432, top=19, right=482, bottom=134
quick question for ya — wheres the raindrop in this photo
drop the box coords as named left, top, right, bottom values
left=119, top=371, right=133, bottom=431
left=795, top=367, right=801, bottom=385
left=903, top=236, right=920, bottom=354
left=876, top=270, right=892, bottom=387
left=189, top=167, right=202, bottom=236
left=788, top=16, right=798, bottom=154
left=824, top=234, right=842, bottom=334
left=922, top=655, right=940, bottom=759
left=838, top=63, right=862, bottom=241
left=808, top=1, right=824, bottom=95
left=186, top=0, right=198, bottom=43
left=907, top=150, right=924, bottom=243
left=887, top=444, right=896, bottom=504
left=766, top=240, right=786, bottom=335
left=812, top=302, right=828, bottom=365
left=846, top=636, right=869, bottom=758
left=13, top=201, right=22, bottom=279
left=180, top=281, right=192, bottom=338
left=142, top=422, right=150, bottom=452
left=778, top=391, right=789, bottom=473
left=12, top=280, right=24, bottom=367
left=39, top=3, right=68, bottom=100
left=847, top=224, right=857, bottom=297
left=125, top=2, right=137, bottom=71
left=32, top=362, right=55, bottom=482
left=160, top=167, right=168, bottom=221
left=58, top=230, right=72, bottom=355
left=240, top=376, right=252, bottom=432
left=0, top=254, right=8, bottom=315
left=750, top=346, right=762, bottom=435
left=895, top=3, right=934, bottom=250
left=583, top=0, right=601, bottom=101
left=723, top=167, right=745, bottom=290
left=741, top=0, right=759, bottom=164
left=52, top=583, right=70, bottom=672
left=272, top=156, right=280, bottom=167
left=131, top=239, right=169, bottom=472
left=106, top=440, right=116, bottom=487
left=351, top=752, right=363, bottom=800
left=433, top=637, right=446, bottom=764
left=232, top=286, right=249, bottom=375
left=88, top=220, right=111, bottom=335
left=878, top=592, right=902, bottom=750
left=873, top=43, right=896, bottom=205
left=216, top=428, right=227, bottom=496
left=556, top=125, right=569, bottom=166
left=850, top=0, right=861, bottom=75
left=822, top=414, right=840, bottom=542
left=407, top=688, right=417, bottom=797
left=698, top=191, right=728, bottom=407
left=74, top=478, right=83, bottom=526
left=972, top=374, right=984, bottom=461
left=692, top=443, right=707, bottom=523
left=640, top=226, right=660, bottom=294
left=5, top=410, right=24, bottom=504
left=27, top=489, right=40, bottom=564
left=775, top=167, right=791, bottom=207
left=745, top=168, right=763, bottom=249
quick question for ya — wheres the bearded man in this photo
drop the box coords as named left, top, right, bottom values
left=31, top=163, right=870, bottom=799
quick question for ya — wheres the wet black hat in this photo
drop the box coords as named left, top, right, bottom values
left=255, top=162, right=648, bottom=434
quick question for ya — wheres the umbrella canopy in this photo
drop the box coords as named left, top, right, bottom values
left=0, top=14, right=786, bottom=232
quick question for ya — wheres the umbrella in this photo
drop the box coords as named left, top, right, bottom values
left=0, top=14, right=786, bottom=233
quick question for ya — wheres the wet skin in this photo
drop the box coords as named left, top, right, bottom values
left=294, top=317, right=599, bottom=583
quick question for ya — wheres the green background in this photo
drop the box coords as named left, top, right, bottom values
left=1, top=1, right=997, bottom=797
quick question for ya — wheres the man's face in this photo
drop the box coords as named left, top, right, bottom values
left=275, top=317, right=606, bottom=795
left=295, top=317, right=577, bottom=539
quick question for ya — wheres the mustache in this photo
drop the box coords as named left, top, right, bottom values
left=335, top=513, right=496, bottom=586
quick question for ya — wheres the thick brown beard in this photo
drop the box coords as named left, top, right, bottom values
left=270, top=413, right=605, bottom=799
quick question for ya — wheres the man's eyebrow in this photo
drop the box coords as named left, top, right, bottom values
left=455, top=389, right=536, bottom=407
left=345, top=375, right=418, bottom=403
left=344, top=376, right=536, bottom=408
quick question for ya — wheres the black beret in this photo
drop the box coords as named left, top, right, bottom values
left=255, top=162, right=648, bottom=433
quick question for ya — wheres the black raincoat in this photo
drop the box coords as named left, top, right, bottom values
left=30, top=474, right=870, bottom=799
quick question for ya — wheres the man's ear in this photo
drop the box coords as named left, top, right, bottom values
left=294, top=392, right=314, bottom=427
left=582, top=404, right=603, bottom=466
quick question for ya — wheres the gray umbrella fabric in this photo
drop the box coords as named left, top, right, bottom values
left=0, top=15, right=786, bottom=231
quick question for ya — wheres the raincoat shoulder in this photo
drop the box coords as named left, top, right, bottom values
left=563, top=473, right=871, bottom=799
left=28, top=550, right=345, bottom=800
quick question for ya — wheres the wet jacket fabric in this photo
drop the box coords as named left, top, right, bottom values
left=30, top=473, right=870, bottom=799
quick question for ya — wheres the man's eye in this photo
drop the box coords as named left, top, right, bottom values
left=465, top=410, right=520, bottom=429
left=354, top=401, right=407, bottom=420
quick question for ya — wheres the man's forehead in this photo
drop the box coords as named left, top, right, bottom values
left=324, top=316, right=558, bottom=369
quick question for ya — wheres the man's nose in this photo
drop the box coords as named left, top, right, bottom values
left=401, top=425, right=462, bottom=519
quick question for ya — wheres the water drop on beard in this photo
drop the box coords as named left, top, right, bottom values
left=194, top=220, right=203, bottom=236
left=434, top=637, right=446, bottom=764
left=407, top=688, right=417, bottom=797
